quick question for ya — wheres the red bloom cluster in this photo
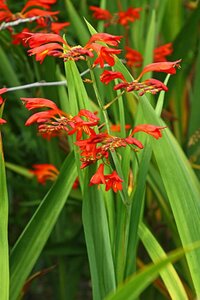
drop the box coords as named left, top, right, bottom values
left=22, top=97, right=165, bottom=192
left=0, top=87, right=8, bottom=125
left=118, top=7, right=141, bottom=27
left=90, top=6, right=141, bottom=28
left=25, top=32, right=122, bottom=66
left=21, top=97, right=99, bottom=140
left=125, top=43, right=173, bottom=68
left=100, top=60, right=181, bottom=96
left=0, top=0, right=58, bottom=23
left=0, top=0, right=70, bottom=44
left=0, top=118, right=6, bottom=125
left=29, top=163, right=59, bottom=184
left=89, top=164, right=123, bottom=193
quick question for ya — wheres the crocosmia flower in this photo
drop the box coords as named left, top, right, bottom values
left=125, top=46, right=143, bottom=67
left=0, top=87, right=8, bottom=105
left=0, top=118, right=6, bottom=125
left=91, top=45, right=121, bottom=68
left=89, top=164, right=106, bottom=186
left=100, top=70, right=126, bottom=84
left=89, top=164, right=123, bottom=193
left=154, top=43, right=173, bottom=62
left=89, top=6, right=112, bottom=21
left=30, top=163, right=59, bottom=184
left=131, top=124, right=166, bottom=139
left=105, top=171, right=123, bottom=192
left=117, top=7, right=142, bottom=27
left=86, top=33, right=122, bottom=47
left=137, top=59, right=182, bottom=80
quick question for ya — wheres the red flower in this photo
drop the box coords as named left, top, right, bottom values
left=68, top=115, right=98, bottom=140
left=36, top=18, right=70, bottom=34
left=21, top=97, right=59, bottom=111
left=22, top=8, right=58, bottom=18
left=137, top=59, right=182, bottom=80
left=90, top=6, right=112, bottom=21
left=92, top=45, right=121, bottom=68
left=117, top=7, right=142, bottom=27
left=110, top=124, right=131, bottom=132
left=49, top=22, right=70, bottom=34
left=21, top=0, right=57, bottom=13
left=78, top=109, right=99, bottom=121
left=75, top=134, right=109, bottom=168
left=30, top=163, right=59, bottom=184
left=154, top=43, right=173, bottom=63
left=25, top=32, right=67, bottom=48
left=63, top=46, right=93, bottom=61
left=12, top=28, right=32, bottom=46
left=0, top=118, right=6, bottom=125
left=20, top=0, right=58, bottom=18
left=131, top=124, right=166, bottom=139
left=125, top=46, right=143, bottom=67
left=124, top=136, right=144, bottom=148
left=89, top=164, right=123, bottom=193
left=89, top=164, right=106, bottom=185
left=86, top=33, right=122, bottom=47
left=0, top=2, right=14, bottom=22
left=105, top=171, right=123, bottom=192
left=25, top=32, right=93, bottom=63
left=139, top=78, right=168, bottom=96
left=114, top=79, right=168, bottom=96
left=25, top=33, right=68, bottom=63
left=25, top=110, right=59, bottom=126
left=28, top=43, right=64, bottom=63
left=113, top=59, right=181, bottom=96
left=100, top=70, right=126, bottom=84
left=72, top=177, right=79, bottom=189
left=0, top=87, right=8, bottom=105
left=114, top=82, right=130, bottom=91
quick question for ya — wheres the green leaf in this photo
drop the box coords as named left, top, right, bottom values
left=139, top=222, right=188, bottom=300
left=0, top=134, right=9, bottom=300
left=82, top=167, right=116, bottom=300
left=64, top=0, right=90, bottom=45
left=10, top=152, right=77, bottom=300
left=5, top=162, right=33, bottom=178
left=140, top=96, right=200, bottom=295
left=109, top=35, right=200, bottom=295
left=0, top=47, right=27, bottom=98
left=187, top=39, right=200, bottom=167
left=104, top=244, right=198, bottom=300
left=142, top=10, right=156, bottom=80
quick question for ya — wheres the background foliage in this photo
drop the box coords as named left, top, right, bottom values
left=0, top=0, right=200, bottom=299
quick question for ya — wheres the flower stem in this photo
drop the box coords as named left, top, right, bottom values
left=103, top=91, right=125, bottom=110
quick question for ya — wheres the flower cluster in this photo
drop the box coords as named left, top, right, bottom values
left=100, top=60, right=181, bottom=96
left=0, top=87, right=8, bottom=125
left=22, top=97, right=165, bottom=192
left=125, top=43, right=173, bottom=68
left=90, top=5, right=141, bottom=28
left=29, top=163, right=59, bottom=184
left=89, top=5, right=174, bottom=82
left=0, top=0, right=58, bottom=23
left=24, top=32, right=122, bottom=65
left=0, top=0, right=70, bottom=43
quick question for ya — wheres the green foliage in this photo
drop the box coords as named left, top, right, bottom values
left=0, top=0, right=199, bottom=299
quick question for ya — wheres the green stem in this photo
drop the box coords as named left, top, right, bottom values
left=88, top=62, right=111, bottom=133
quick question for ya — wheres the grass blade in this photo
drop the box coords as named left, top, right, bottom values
left=10, top=152, right=77, bottom=300
left=139, top=222, right=188, bottom=300
left=104, top=244, right=198, bottom=300
left=0, top=133, right=9, bottom=300
left=82, top=169, right=116, bottom=300
left=140, top=96, right=200, bottom=295
left=64, top=0, right=90, bottom=44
